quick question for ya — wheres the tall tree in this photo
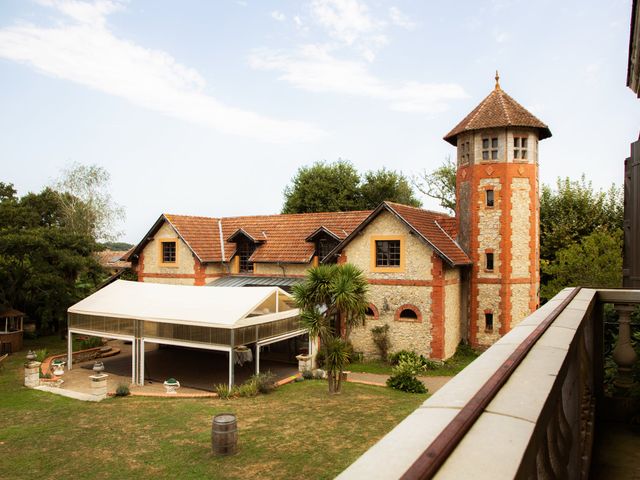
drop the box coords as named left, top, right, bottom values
left=360, top=168, right=421, bottom=208
left=413, top=156, right=456, bottom=213
left=293, top=264, right=369, bottom=394
left=282, top=160, right=421, bottom=213
left=0, top=182, right=105, bottom=332
left=282, top=160, right=362, bottom=214
left=52, top=162, right=125, bottom=241
left=539, top=176, right=623, bottom=262
left=541, top=229, right=623, bottom=300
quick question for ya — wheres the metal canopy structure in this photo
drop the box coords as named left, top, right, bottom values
left=67, top=280, right=306, bottom=388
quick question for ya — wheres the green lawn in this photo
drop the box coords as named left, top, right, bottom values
left=0, top=337, right=427, bottom=479
left=349, top=344, right=480, bottom=377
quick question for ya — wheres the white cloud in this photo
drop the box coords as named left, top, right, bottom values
left=388, top=6, right=415, bottom=30
left=310, top=0, right=387, bottom=61
left=493, top=30, right=510, bottom=43
left=0, top=0, right=324, bottom=143
left=271, top=10, right=286, bottom=22
left=249, top=44, right=467, bottom=113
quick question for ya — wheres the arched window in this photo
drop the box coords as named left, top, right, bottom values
left=365, top=303, right=379, bottom=320
left=394, top=304, right=422, bottom=323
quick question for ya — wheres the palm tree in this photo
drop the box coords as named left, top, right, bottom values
left=293, top=263, right=369, bottom=394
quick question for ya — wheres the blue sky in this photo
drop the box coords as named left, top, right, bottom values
left=0, top=0, right=638, bottom=243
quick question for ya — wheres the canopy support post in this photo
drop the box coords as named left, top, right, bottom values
left=228, top=349, right=234, bottom=390
left=256, top=345, right=261, bottom=375
left=67, top=331, right=73, bottom=370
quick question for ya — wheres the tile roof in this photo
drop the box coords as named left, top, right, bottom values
left=443, top=82, right=551, bottom=146
left=382, top=203, right=471, bottom=266
left=165, top=210, right=372, bottom=263
left=139, top=203, right=471, bottom=267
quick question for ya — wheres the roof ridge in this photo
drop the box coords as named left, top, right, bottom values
left=497, top=90, right=511, bottom=124
left=434, top=219, right=465, bottom=255
left=384, top=201, right=454, bottom=218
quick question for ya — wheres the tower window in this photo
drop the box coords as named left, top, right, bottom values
left=486, top=252, right=494, bottom=271
left=514, top=137, right=528, bottom=160
left=486, top=189, right=494, bottom=207
left=482, top=137, right=498, bottom=160
left=485, top=312, right=494, bottom=333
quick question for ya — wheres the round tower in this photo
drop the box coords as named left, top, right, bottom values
left=444, top=73, right=552, bottom=347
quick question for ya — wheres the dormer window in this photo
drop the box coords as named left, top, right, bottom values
left=237, top=241, right=256, bottom=273
left=317, top=237, right=338, bottom=261
left=228, top=228, right=262, bottom=274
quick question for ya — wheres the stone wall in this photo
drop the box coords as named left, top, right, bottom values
left=343, top=210, right=438, bottom=358
left=476, top=283, right=502, bottom=346
left=510, top=283, right=532, bottom=327
left=477, top=178, right=502, bottom=279
left=444, top=268, right=461, bottom=358
left=345, top=210, right=432, bottom=280
left=349, top=284, right=433, bottom=358
left=140, top=222, right=196, bottom=284
left=510, top=177, right=532, bottom=277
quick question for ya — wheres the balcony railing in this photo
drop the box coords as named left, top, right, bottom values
left=338, top=287, right=640, bottom=479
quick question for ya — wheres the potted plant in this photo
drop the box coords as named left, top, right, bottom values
left=163, top=377, right=180, bottom=394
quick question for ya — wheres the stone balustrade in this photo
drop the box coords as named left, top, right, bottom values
left=338, top=287, right=640, bottom=479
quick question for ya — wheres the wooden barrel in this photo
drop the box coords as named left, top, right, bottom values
left=211, top=413, right=238, bottom=456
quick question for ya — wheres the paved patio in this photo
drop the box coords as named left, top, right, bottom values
left=56, top=340, right=298, bottom=396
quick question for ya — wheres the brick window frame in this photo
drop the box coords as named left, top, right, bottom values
left=485, top=189, right=495, bottom=208
left=365, top=303, right=380, bottom=320
left=484, top=310, right=494, bottom=333
left=394, top=304, right=422, bottom=323
left=485, top=250, right=495, bottom=271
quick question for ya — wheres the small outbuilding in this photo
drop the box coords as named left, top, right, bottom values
left=0, top=308, right=25, bottom=354
left=67, top=280, right=307, bottom=388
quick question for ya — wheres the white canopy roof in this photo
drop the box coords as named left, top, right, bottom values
left=68, top=280, right=298, bottom=328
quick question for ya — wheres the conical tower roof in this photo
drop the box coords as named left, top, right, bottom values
left=444, top=73, right=551, bottom=146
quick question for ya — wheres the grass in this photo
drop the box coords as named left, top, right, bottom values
left=0, top=336, right=427, bottom=479
left=348, top=344, right=480, bottom=377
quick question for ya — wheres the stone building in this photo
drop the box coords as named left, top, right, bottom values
left=126, top=76, right=551, bottom=359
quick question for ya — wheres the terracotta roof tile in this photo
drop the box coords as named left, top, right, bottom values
left=165, top=211, right=371, bottom=263
left=444, top=84, right=551, bottom=146
left=384, top=202, right=471, bottom=266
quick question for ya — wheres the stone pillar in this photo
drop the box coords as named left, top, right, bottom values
left=90, top=373, right=109, bottom=400
left=24, top=361, right=41, bottom=388
left=612, top=304, right=638, bottom=389
left=296, top=354, right=312, bottom=372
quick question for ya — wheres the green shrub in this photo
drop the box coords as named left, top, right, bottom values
left=76, top=336, right=103, bottom=350
left=250, top=371, right=277, bottom=394
left=388, top=350, right=443, bottom=370
left=386, top=357, right=427, bottom=393
left=302, top=369, right=314, bottom=380
left=35, top=349, right=48, bottom=363
left=236, top=380, right=259, bottom=397
left=371, top=324, right=391, bottom=360
left=386, top=370, right=427, bottom=393
left=115, top=384, right=130, bottom=397
left=214, top=383, right=234, bottom=399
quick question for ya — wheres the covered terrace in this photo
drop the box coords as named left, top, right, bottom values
left=67, top=280, right=308, bottom=389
